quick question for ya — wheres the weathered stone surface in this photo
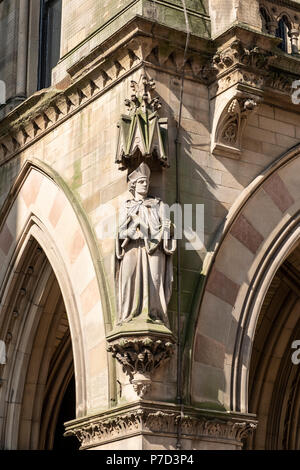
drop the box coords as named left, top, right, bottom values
left=1, top=0, right=300, bottom=451
left=65, top=402, right=257, bottom=450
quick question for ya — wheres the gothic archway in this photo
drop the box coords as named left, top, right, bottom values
left=247, top=244, right=300, bottom=449
left=0, top=237, right=78, bottom=449
left=190, top=143, right=300, bottom=421
left=0, top=161, right=112, bottom=448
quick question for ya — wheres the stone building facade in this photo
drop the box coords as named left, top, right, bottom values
left=0, top=0, right=299, bottom=450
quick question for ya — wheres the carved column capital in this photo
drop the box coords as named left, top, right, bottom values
left=267, top=21, right=278, bottom=35
left=64, top=403, right=257, bottom=450
left=212, top=40, right=276, bottom=78
left=289, top=29, right=300, bottom=54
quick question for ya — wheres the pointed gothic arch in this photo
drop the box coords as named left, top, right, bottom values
left=190, top=144, right=300, bottom=421
left=0, top=160, right=112, bottom=448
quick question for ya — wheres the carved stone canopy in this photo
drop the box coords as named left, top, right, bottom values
left=115, top=75, right=169, bottom=170
left=212, top=90, right=262, bottom=159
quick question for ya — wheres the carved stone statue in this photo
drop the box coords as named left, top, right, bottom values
left=115, top=162, right=176, bottom=327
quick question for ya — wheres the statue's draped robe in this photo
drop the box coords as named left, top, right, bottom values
left=116, top=197, right=175, bottom=327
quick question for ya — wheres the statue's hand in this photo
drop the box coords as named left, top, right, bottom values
left=129, top=217, right=148, bottom=237
left=126, top=224, right=138, bottom=239
left=138, top=219, right=148, bottom=236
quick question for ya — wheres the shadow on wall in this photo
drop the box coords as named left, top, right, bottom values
left=151, top=69, right=232, bottom=409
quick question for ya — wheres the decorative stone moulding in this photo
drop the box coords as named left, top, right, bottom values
left=212, top=40, right=276, bottom=76
left=115, top=75, right=169, bottom=171
left=210, top=36, right=300, bottom=98
left=209, top=35, right=300, bottom=158
left=64, top=402, right=257, bottom=450
left=265, top=69, right=296, bottom=94
left=212, top=92, right=261, bottom=159
left=210, top=39, right=276, bottom=101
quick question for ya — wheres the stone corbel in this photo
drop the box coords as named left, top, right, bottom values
left=211, top=89, right=261, bottom=159
left=107, top=328, right=176, bottom=398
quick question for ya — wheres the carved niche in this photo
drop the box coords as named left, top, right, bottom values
left=210, top=39, right=273, bottom=159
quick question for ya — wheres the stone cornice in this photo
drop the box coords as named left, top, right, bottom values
left=213, top=23, right=281, bottom=45
left=56, top=1, right=211, bottom=73
left=0, top=21, right=299, bottom=167
left=0, top=18, right=213, bottom=167
left=210, top=38, right=300, bottom=98
left=64, top=401, right=257, bottom=449
left=64, top=17, right=213, bottom=81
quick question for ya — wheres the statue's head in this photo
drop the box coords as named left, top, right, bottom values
left=128, top=162, right=150, bottom=197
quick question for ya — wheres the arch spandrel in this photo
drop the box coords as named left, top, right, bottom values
left=191, top=144, right=300, bottom=414
left=0, top=160, right=112, bottom=427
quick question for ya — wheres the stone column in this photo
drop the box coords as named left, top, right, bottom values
left=289, top=29, right=299, bottom=54
left=267, top=21, right=278, bottom=36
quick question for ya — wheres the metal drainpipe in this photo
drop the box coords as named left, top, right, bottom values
left=16, top=0, right=29, bottom=99
left=175, top=0, right=190, bottom=450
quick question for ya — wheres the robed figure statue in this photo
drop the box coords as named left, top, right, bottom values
left=115, top=163, right=176, bottom=328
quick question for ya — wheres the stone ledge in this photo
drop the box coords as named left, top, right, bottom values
left=57, top=0, right=211, bottom=82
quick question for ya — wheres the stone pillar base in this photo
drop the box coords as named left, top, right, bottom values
left=64, top=402, right=257, bottom=450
